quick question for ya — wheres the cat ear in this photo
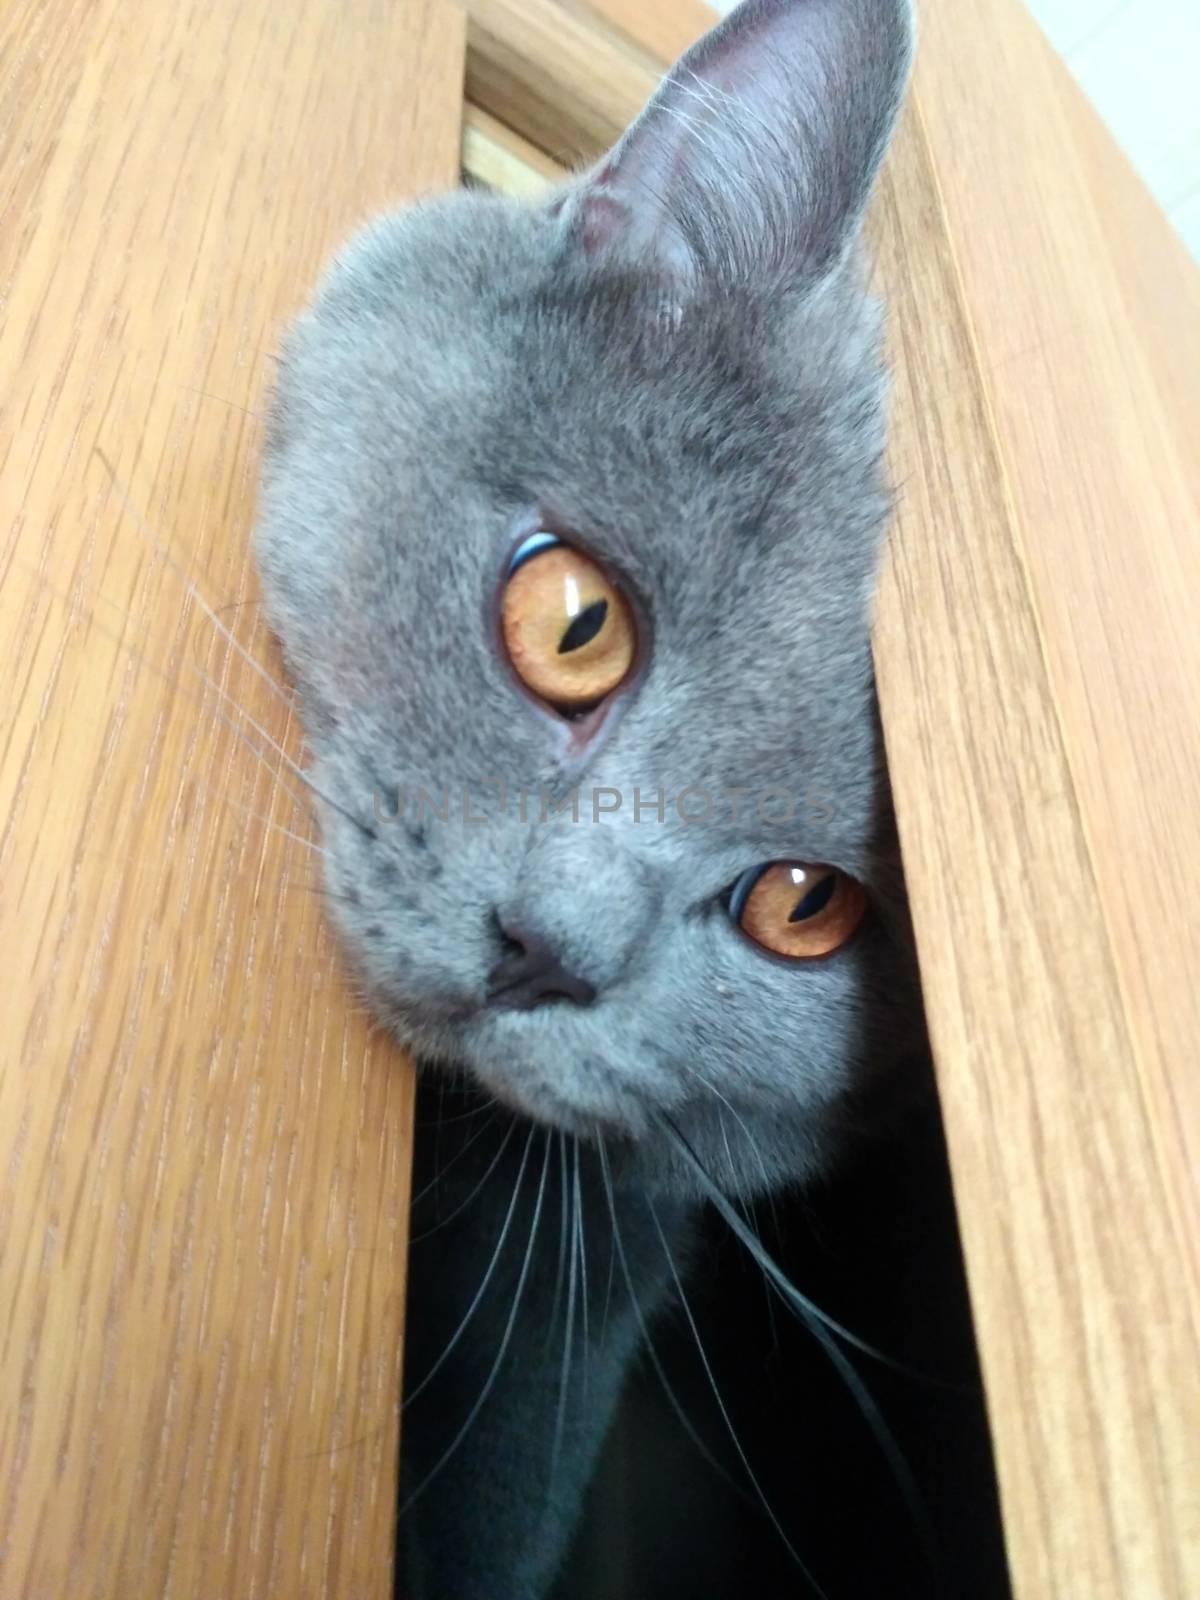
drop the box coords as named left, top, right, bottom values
left=563, top=0, right=912, bottom=289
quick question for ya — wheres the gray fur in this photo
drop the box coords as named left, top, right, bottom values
left=255, top=2, right=919, bottom=1593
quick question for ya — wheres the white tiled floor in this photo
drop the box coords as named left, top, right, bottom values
left=711, top=0, right=1200, bottom=260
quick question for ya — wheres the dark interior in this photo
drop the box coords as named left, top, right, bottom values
left=551, top=1100, right=1011, bottom=1600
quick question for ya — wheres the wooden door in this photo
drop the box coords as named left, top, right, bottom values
left=0, top=3, right=461, bottom=1594
left=4, top=1, right=1198, bottom=1597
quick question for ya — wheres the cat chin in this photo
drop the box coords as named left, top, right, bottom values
left=435, top=1005, right=682, bottom=1136
left=454, top=1034, right=658, bottom=1144
left=381, top=1000, right=852, bottom=1198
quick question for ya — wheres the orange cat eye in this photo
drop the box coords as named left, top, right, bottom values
left=501, top=536, right=636, bottom=712
left=732, top=862, right=867, bottom=960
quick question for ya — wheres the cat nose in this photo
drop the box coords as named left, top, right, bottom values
left=486, top=917, right=598, bottom=1011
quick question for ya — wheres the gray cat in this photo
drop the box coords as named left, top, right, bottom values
left=255, top=2, right=925, bottom=1595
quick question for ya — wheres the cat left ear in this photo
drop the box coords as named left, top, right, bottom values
left=560, top=0, right=913, bottom=291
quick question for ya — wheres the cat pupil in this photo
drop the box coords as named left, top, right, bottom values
left=788, top=874, right=836, bottom=923
left=557, top=598, right=608, bottom=654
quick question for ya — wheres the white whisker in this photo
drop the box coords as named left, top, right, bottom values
left=595, top=1138, right=746, bottom=1500
left=408, top=1114, right=518, bottom=1246
left=648, top=1195, right=825, bottom=1594
left=399, top=1128, right=552, bottom=1515
left=407, top=1109, right=499, bottom=1210
left=573, top=1139, right=589, bottom=1389
left=551, top=1132, right=581, bottom=1485
left=95, top=446, right=290, bottom=710
left=190, top=777, right=326, bottom=855
left=405, top=1122, right=534, bottom=1407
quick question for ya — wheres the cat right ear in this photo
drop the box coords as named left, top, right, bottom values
left=559, top=0, right=913, bottom=291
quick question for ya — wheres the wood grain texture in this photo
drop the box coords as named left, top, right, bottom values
left=462, top=104, right=565, bottom=195
left=872, top=3, right=1200, bottom=1591
left=553, top=0, right=717, bottom=67
left=462, top=0, right=658, bottom=164
left=0, top=2, right=464, bottom=1596
left=910, top=0, right=1200, bottom=1306
left=871, top=105, right=1199, bottom=1598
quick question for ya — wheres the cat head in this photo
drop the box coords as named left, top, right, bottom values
left=255, top=0, right=924, bottom=1197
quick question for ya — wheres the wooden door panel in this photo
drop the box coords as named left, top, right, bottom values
left=0, top=3, right=463, bottom=1594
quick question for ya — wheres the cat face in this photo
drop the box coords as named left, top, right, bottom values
left=255, top=0, right=923, bottom=1195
